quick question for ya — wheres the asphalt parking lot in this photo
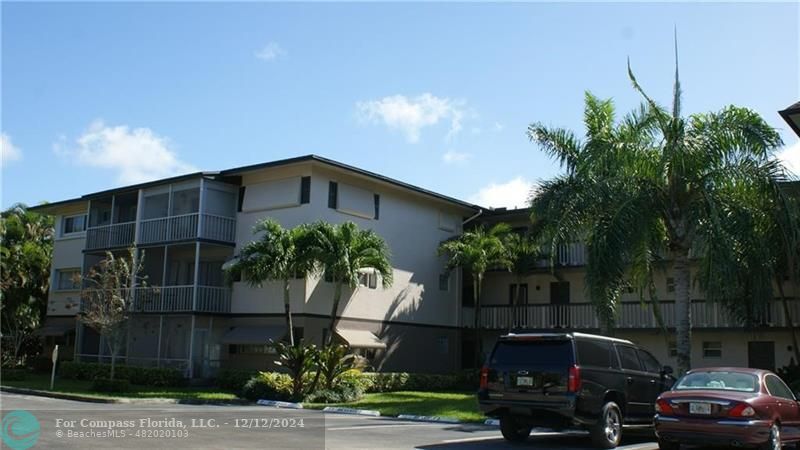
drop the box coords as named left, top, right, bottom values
left=0, top=392, right=660, bottom=449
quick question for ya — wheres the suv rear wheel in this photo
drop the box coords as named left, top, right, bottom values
left=590, top=401, right=622, bottom=449
left=499, top=415, right=532, bottom=442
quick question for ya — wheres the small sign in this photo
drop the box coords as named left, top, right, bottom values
left=50, top=345, right=59, bottom=390
left=51, top=345, right=59, bottom=364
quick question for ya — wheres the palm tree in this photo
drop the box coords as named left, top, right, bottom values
left=438, top=223, right=511, bottom=365
left=301, top=221, right=393, bottom=347
left=504, top=232, right=542, bottom=327
left=224, top=219, right=314, bottom=346
left=527, top=53, right=791, bottom=373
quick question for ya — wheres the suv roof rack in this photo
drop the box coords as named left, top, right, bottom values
left=501, top=331, right=634, bottom=345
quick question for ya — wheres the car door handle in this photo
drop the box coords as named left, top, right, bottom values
left=649, top=379, right=656, bottom=384
left=626, top=377, right=634, bottom=384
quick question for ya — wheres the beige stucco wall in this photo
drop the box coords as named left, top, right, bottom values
left=48, top=208, right=88, bottom=316
left=230, top=163, right=471, bottom=330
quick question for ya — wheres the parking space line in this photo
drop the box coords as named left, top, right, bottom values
left=329, top=423, right=441, bottom=431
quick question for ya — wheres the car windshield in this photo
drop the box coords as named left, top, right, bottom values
left=675, top=371, right=758, bottom=393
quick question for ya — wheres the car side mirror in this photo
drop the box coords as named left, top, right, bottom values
left=661, top=366, right=674, bottom=376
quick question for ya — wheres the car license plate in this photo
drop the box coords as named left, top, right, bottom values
left=689, top=402, right=711, bottom=415
left=517, top=376, right=533, bottom=387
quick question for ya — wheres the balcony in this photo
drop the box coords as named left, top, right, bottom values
left=85, top=222, right=136, bottom=250
left=462, top=299, right=800, bottom=330
left=139, top=213, right=236, bottom=245
left=533, top=243, right=587, bottom=268
left=82, top=286, right=231, bottom=314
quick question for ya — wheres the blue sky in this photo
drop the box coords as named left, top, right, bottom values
left=2, top=2, right=798, bottom=209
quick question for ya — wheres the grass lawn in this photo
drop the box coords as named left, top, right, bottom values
left=1, top=373, right=238, bottom=402
left=308, top=391, right=484, bottom=423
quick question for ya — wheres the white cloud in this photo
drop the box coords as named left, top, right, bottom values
left=356, top=93, right=466, bottom=143
left=469, top=176, right=535, bottom=209
left=777, top=140, right=800, bottom=176
left=55, top=120, right=197, bottom=185
left=442, top=150, right=471, bottom=164
left=1, top=133, right=22, bottom=167
left=254, top=42, right=286, bottom=61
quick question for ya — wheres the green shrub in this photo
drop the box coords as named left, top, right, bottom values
left=59, top=362, right=184, bottom=387
left=241, top=372, right=293, bottom=401
left=91, top=377, right=130, bottom=392
left=360, top=370, right=479, bottom=393
left=29, top=357, right=53, bottom=373
left=215, top=369, right=257, bottom=393
left=272, top=341, right=318, bottom=399
left=3, top=368, right=28, bottom=381
left=777, top=363, right=800, bottom=386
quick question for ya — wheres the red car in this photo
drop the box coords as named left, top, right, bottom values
left=654, top=367, right=800, bottom=450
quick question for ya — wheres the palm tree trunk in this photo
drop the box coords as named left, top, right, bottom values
left=777, top=277, right=800, bottom=364
left=108, top=339, right=117, bottom=380
left=283, top=279, right=295, bottom=346
left=474, top=273, right=483, bottom=368
left=326, top=282, right=343, bottom=347
left=673, top=251, right=692, bottom=374
left=515, top=276, right=524, bottom=329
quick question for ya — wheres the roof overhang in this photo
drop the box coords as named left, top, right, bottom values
left=779, top=101, right=800, bottom=138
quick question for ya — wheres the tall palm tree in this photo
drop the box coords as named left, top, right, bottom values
left=301, top=221, right=393, bottom=347
left=438, top=223, right=511, bottom=365
left=528, top=54, right=790, bottom=373
left=224, top=219, right=314, bottom=346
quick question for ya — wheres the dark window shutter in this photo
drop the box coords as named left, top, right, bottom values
left=328, top=182, right=338, bottom=209
left=237, top=186, right=246, bottom=212
left=300, top=176, right=311, bottom=204
left=374, top=194, right=380, bottom=220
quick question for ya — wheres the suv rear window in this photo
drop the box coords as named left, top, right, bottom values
left=491, top=339, right=573, bottom=366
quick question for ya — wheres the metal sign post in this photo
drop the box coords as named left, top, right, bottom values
left=50, top=345, right=59, bottom=390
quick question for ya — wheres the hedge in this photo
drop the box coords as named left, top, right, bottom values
left=360, top=370, right=479, bottom=393
left=91, top=378, right=130, bottom=392
left=215, top=369, right=258, bottom=393
left=59, top=362, right=185, bottom=387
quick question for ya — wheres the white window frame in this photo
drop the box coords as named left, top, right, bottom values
left=61, top=214, right=87, bottom=237
left=358, top=272, right=377, bottom=289
left=54, top=268, right=81, bottom=291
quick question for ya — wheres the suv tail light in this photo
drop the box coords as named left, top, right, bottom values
left=655, top=399, right=674, bottom=415
left=729, top=403, right=756, bottom=418
left=479, top=366, right=489, bottom=390
left=567, top=365, right=581, bottom=393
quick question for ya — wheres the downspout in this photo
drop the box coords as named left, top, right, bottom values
left=462, top=208, right=484, bottom=227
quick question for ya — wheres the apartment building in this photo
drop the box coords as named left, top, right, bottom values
left=34, top=155, right=799, bottom=377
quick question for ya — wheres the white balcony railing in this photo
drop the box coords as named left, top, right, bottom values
left=463, top=299, right=800, bottom=330
left=81, top=285, right=231, bottom=313
left=85, top=222, right=136, bottom=250
left=138, top=213, right=235, bottom=245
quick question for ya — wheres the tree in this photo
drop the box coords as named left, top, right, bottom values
left=224, top=220, right=314, bottom=346
left=504, top=232, right=542, bottom=328
left=528, top=51, right=789, bottom=373
left=301, top=222, right=393, bottom=347
left=0, top=203, right=54, bottom=366
left=438, top=223, right=511, bottom=365
left=79, top=248, right=147, bottom=380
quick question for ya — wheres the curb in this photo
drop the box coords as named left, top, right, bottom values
left=397, top=414, right=461, bottom=424
left=256, top=399, right=304, bottom=409
left=1, top=386, right=120, bottom=404
left=322, top=406, right=380, bottom=417
left=1, top=386, right=250, bottom=406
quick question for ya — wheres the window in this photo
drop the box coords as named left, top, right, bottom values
left=229, top=344, right=274, bottom=355
left=509, top=284, right=528, bottom=305
left=491, top=340, right=573, bottom=366
left=358, top=272, right=377, bottom=289
left=328, top=181, right=338, bottom=209
left=637, top=349, right=662, bottom=373
left=300, top=177, right=311, bottom=204
left=668, top=341, right=677, bottom=357
left=373, top=194, right=380, bottom=220
left=439, top=273, right=450, bottom=291
left=237, top=187, right=246, bottom=212
left=55, top=269, right=81, bottom=291
left=703, top=341, right=722, bottom=358
left=617, top=346, right=642, bottom=371
left=436, top=336, right=449, bottom=355
left=666, top=277, right=675, bottom=293
left=62, top=214, right=86, bottom=236
left=765, top=375, right=795, bottom=400
left=576, top=339, right=613, bottom=368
